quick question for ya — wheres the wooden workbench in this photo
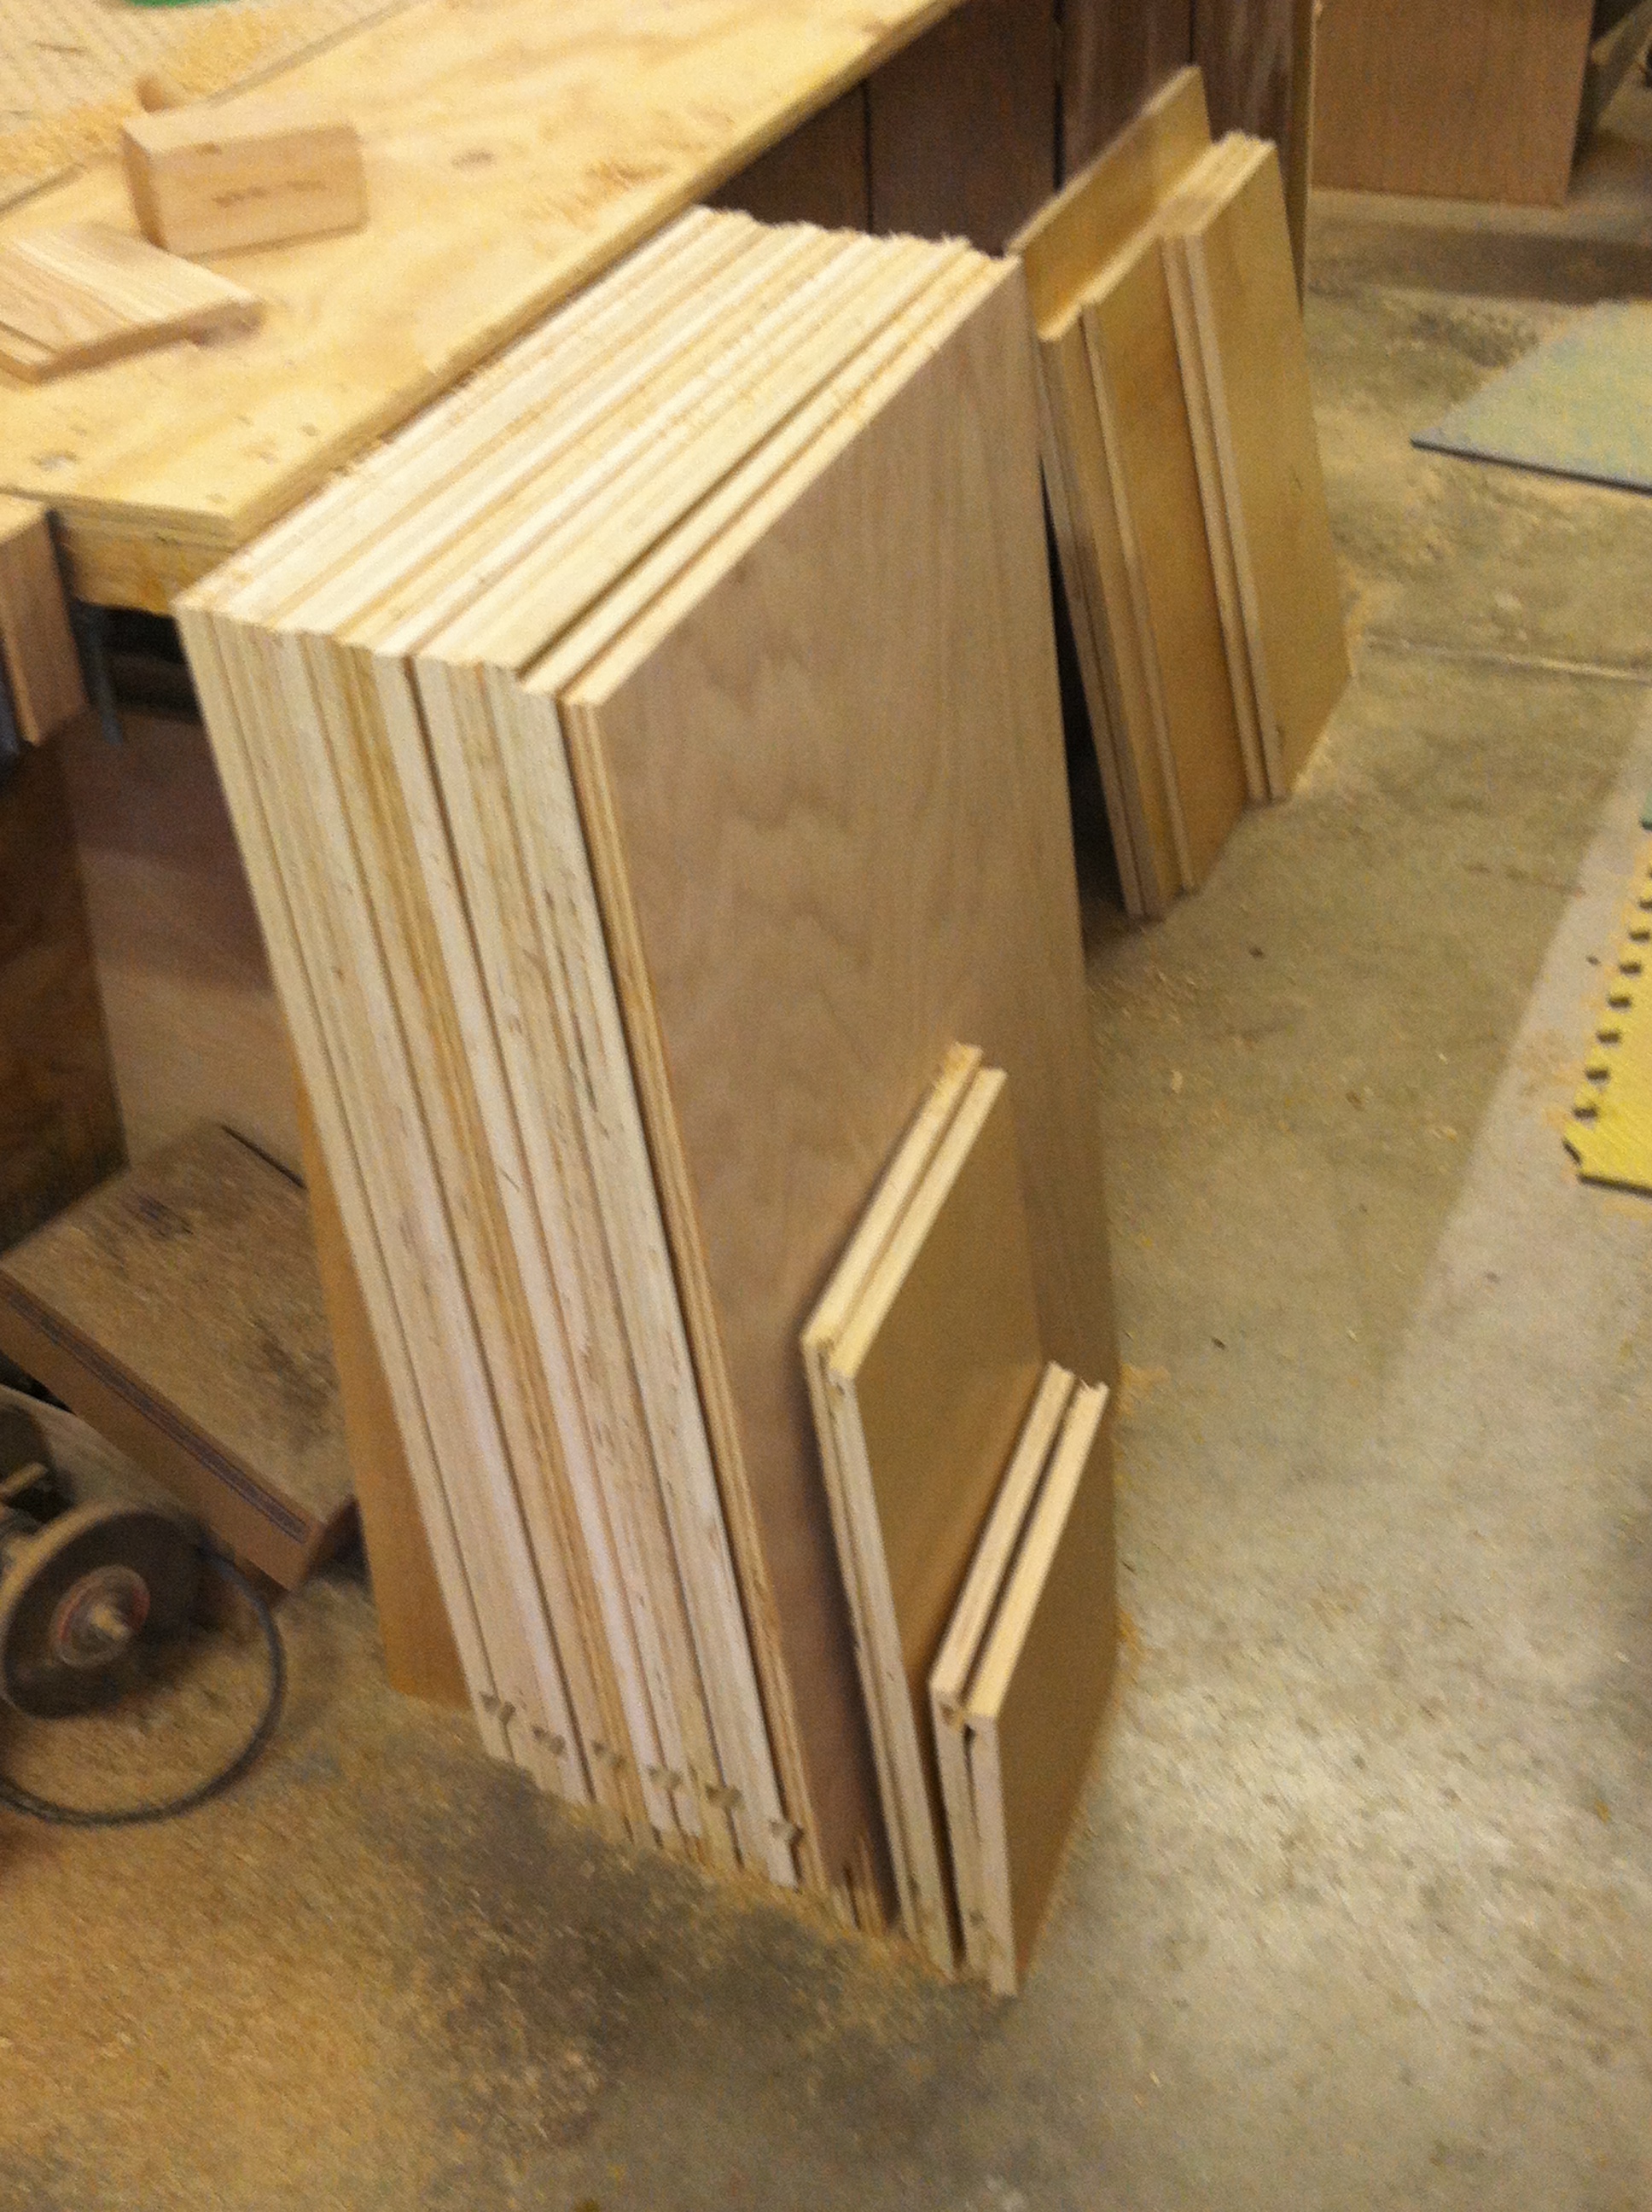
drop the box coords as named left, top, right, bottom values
left=0, top=0, right=976, bottom=609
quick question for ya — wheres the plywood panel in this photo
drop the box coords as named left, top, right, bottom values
left=1061, top=0, right=1193, bottom=177
left=968, top=1378, right=1114, bottom=1994
left=1183, top=139, right=1347, bottom=792
left=1312, top=0, right=1593, bottom=207
left=1081, top=220, right=1250, bottom=883
left=0, top=736, right=122, bottom=1254
left=825, top=1068, right=1044, bottom=1968
left=563, top=263, right=1114, bottom=1885
left=55, top=706, right=302, bottom=1175
left=867, top=0, right=1057, bottom=251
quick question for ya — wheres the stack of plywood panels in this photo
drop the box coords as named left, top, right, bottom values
left=178, top=205, right=1114, bottom=1934
left=806, top=1048, right=1115, bottom=1987
left=1012, top=67, right=1347, bottom=920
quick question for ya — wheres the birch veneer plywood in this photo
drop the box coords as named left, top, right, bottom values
left=967, top=1378, right=1114, bottom=1995
left=0, top=0, right=972, bottom=608
left=1182, top=140, right=1347, bottom=795
left=559, top=258, right=1114, bottom=1896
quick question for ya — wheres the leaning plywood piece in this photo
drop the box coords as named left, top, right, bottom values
left=1157, top=134, right=1266, bottom=804
left=0, top=1123, right=355, bottom=1586
left=1177, top=138, right=1347, bottom=796
left=1009, top=67, right=1213, bottom=917
left=0, top=224, right=260, bottom=381
left=558, top=257, right=1114, bottom=1908
left=929, top=1359, right=1073, bottom=1979
left=802, top=1041, right=981, bottom=1938
left=1078, top=138, right=1254, bottom=889
left=121, top=102, right=367, bottom=259
left=0, top=497, right=84, bottom=742
left=820, top=1068, right=1044, bottom=1972
left=967, top=1378, right=1114, bottom=1996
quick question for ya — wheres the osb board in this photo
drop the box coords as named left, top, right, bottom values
left=0, top=0, right=968, bottom=611
left=563, top=264, right=1114, bottom=1879
left=1184, top=138, right=1347, bottom=792
left=0, top=1119, right=346, bottom=1507
left=55, top=707, right=300, bottom=1174
left=1061, top=0, right=1192, bottom=176
left=866, top=0, right=1056, bottom=253
left=0, top=0, right=416, bottom=211
left=1312, top=0, right=1594, bottom=207
left=0, top=735, right=122, bottom=1253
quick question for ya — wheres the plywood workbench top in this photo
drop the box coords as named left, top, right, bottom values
left=0, top=0, right=963, bottom=611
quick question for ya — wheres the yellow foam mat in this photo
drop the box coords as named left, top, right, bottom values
left=1568, top=840, right=1652, bottom=1191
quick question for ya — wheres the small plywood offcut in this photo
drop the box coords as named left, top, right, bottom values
left=0, top=1121, right=354, bottom=1584
left=121, top=103, right=367, bottom=260
left=0, top=496, right=84, bottom=744
left=929, top=1358, right=1073, bottom=1979
left=1176, top=137, right=1347, bottom=795
left=963, top=1377, right=1114, bottom=1995
left=817, top=1066, right=1044, bottom=1971
left=0, top=224, right=261, bottom=382
left=1570, top=840, right=1652, bottom=1195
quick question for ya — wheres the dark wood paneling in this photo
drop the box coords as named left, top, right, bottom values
left=0, top=736, right=122, bottom=1254
left=867, top=0, right=1058, bottom=253
left=707, top=87, right=870, bottom=230
left=1193, top=0, right=1295, bottom=144
left=1062, top=0, right=1194, bottom=178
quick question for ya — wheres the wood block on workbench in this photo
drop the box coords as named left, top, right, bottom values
left=121, top=104, right=367, bottom=259
left=0, top=496, right=84, bottom=743
left=0, top=224, right=261, bottom=382
left=0, top=1121, right=355, bottom=1586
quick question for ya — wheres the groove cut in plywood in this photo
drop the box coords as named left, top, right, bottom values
left=965, top=1377, right=1114, bottom=1996
left=0, top=224, right=262, bottom=382
left=1178, top=137, right=1347, bottom=795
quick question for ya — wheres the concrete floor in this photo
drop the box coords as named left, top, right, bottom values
left=8, top=148, right=1652, bottom=2212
